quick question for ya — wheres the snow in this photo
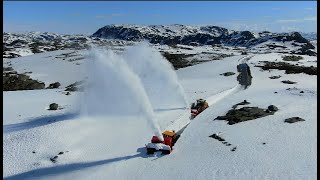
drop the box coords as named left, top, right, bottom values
left=3, top=46, right=317, bottom=180
left=146, top=143, right=171, bottom=151
left=123, top=42, right=188, bottom=110
left=4, top=50, right=87, bottom=88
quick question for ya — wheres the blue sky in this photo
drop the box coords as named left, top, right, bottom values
left=4, top=1, right=317, bottom=34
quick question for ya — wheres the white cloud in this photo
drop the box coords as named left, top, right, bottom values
left=280, top=25, right=300, bottom=32
left=276, top=19, right=299, bottom=23
left=304, top=16, right=317, bottom=21
left=304, top=7, right=314, bottom=10
left=276, top=16, right=317, bottom=23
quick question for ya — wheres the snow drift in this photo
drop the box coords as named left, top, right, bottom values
left=123, top=42, right=188, bottom=110
left=81, top=48, right=163, bottom=140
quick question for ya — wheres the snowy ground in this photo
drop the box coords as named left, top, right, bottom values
left=3, top=47, right=317, bottom=179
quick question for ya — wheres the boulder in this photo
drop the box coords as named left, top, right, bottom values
left=281, top=80, right=297, bottom=84
left=220, top=72, right=235, bottom=76
left=47, top=82, right=61, bottom=89
left=268, top=105, right=278, bottom=112
left=269, top=75, right=281, bottom=79
left=49, top=103, right=58, bottom=110
left=284, top=117, right=305, bottom=123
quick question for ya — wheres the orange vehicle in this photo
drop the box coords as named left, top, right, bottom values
left=190, top=99, right=209, bottom=119
left=145, top=131, right=180, bottom=154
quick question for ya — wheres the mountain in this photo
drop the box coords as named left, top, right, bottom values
left=92, top=24, right=316, bottom=56
left=300, top=32, right=317, bottom=41
left=3, top=25, right=317, bottom=59
left=3, top=32, right=133, bottom=58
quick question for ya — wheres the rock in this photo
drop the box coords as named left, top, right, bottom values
left=47, top=82, right=61, bottom=89
left=286, top=87, right=299, bottom=91
left=65, top=86, right=78, bottom=92
left=3, top=72, right=45, bottom=91
left=282, top=55, right=303, bottom=62
left=209, top=133, right=225, bottom=142
left=268, top=105, right=278, bottom=112
left=215, top=116, right=227, bottom=120
left=281, top=80, right=297, bottom=84
left=49, top=103, right=58, bottom=110
left=300, top=91, right=304, bottom=93
left=284, top=117, right=305, bottom=123
left=220, top=72, right=235, bottom=76
left=255, top=61, right=317, bottom=75
left=231, top=100, right=250, bottom=109
left=64, top=81, right=84, bottom=92
left=50, top=156, right=58, bottom=163
left=65, top=92, right=71, bottom=95
left=269, top=75, right=281, bottom=79
left=3, top=67, right=14, bottom=71
left=222, top=106, right=276, bottom=125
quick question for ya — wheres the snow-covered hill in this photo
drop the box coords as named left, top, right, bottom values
left=300, top=32, right=317, bottom=41
left=92, top=24, right=316, bottom=56
left=3, top=32, right=134, bottom=58
left=3, top=43, right=317, bottom=179
left=3, top=25, right=317, bottom=59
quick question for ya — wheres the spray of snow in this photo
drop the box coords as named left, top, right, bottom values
left=206, top=84, right=242, bottom=106
left=81, top=48, right=163, bottom=141
left=123, top=42, right=188, bottom=110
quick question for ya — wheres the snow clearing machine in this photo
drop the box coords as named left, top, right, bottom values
left=145, top=131, right=180, bottom=155
left=190, top=99, right=209, bottom=119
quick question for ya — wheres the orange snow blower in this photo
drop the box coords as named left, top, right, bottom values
left=190, top=99, right=209, bottom=119
left=145, top=131, right=180, bottom=155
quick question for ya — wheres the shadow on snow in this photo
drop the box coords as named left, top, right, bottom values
left=4, top=112, right=79, bottom=133
left=4, top=147, right=158, bottom=180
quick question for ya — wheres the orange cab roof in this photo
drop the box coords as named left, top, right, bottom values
left=162, top=131, right=175, bottom=137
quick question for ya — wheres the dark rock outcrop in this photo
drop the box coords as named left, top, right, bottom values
left=281, top=80, right=297, bottom=84
left=284, top=117, right=305, bottom=123
left=220, top=72, right=235, bottom=76
left=3, top=72, right=45, bottom=91
left=215, top=105, right=277, bottom=125
left=47, top=82, right=61, bottom=89
left=267, top=105, right=278, bottom=112
left=255, top=61, right=317, bottom=75
left=269, top=75, right=281, bottom=79
left=49, top=103, right=58, bottom=110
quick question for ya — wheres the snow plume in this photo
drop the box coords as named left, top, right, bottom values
left=81, top=48, right=163, bottom=141
left=123, top=42, right=188, bottom=110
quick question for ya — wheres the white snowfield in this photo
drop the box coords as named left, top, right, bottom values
left=3, top=46, right=317, bottom=180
